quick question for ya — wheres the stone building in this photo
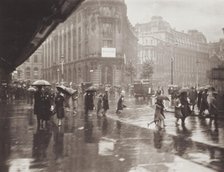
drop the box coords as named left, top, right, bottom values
left=135, top=16, right=220, bottom=88
left=41, top=0, right=137, bottom=86
left=15, top=47, right=43, bottom=82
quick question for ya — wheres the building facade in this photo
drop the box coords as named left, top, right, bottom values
left=41, top=0, right=137, bottom=86
left=14, top=48, right=43, bottom=82
left=135, top=16, right=220, bottom=88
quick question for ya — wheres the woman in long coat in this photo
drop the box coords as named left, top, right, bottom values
left=96, top=94, right=103, bottom=117
left=102, top=91, right=109, bottom=116
left=174, top=96, right=183, bottom=126
left=154, top=99, right=165, bottom=129
left=55, top=91, right=65, bottom=126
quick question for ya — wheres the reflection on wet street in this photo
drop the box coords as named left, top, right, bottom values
left=0, top=100, right=222, bottom=172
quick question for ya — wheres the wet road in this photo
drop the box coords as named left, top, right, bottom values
left=0, top=98, right=223, bottom=172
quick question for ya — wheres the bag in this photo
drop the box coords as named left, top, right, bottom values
left=204, top=109, right=209, bottom=115
left=50, top=105, right=56, bottom=116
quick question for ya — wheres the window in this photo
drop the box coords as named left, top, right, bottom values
left=34, top=55, right=38, bottom=63
left=34, top=67, right=39, bottom=79
left=102, top=22, right=113, bottom=38
left=26, top=67, right=31, bottom=79
left=103, top=40, right=112, bottom=47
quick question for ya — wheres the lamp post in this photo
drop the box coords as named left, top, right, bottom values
left=57, top=68, right=60, bottom=84
left=60, top=55, right=64, bottom=84
left=90, top=69, right=94, bottom=82
left=196, top=59, right=199, bottom=89
left=171, top=56, right=174, bottom=85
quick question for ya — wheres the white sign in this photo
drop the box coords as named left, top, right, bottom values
left=101, top=48, right=116, bottom=58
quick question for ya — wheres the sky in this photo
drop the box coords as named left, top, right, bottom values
left=125, top=0, right=224, bottom=42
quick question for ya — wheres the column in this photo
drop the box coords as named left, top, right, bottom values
left=71, top=24, right=74, bottom=62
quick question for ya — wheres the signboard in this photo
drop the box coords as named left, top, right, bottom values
left=101, top=48, right=116, bottom=58
left=211, top=68, right=224, bottom=80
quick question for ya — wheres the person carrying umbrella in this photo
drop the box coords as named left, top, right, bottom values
left=96, top=93, right=103, bottom=117
left=32, top=80, right=51, bottom=129
left=152, top=95, right=169, bottom=129
left=102, top=91, right=109, bottom=116
left=116, top=94, right=126, bottom=114
left=178, top=90, right=191, bottom=125
left=34, top=86, right=44, bottom=129
left=84, top=88, right=96, bottom=118
left=55, top=86, right=66, bottom=126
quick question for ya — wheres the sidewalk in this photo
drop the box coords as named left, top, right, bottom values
left=106, top=97, right=224, bottom=171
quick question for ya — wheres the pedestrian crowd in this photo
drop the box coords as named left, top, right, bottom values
left=31, top=81, right=127, bottom=130
left=153, top=86, right=219, bottom=130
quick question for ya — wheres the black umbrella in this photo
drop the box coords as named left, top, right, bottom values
left=86, top=85, right=98, bottom=92
left=156, top=95, right=170, bottom=101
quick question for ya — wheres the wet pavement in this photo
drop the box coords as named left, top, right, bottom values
left=0, top=98, right=223, bottom=172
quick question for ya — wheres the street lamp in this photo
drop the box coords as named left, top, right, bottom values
left=60, top=55, right=64, bottom=84
left=196, top=59, right=199, bottom=89
left=171, top=56, right=174, bottom=85
left=90, top=69, right=94, bottom=82
left=57, top=68, right=60, bottom=84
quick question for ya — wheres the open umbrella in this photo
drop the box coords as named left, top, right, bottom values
left=56, top=85, right=77, bottom=96
left=32, top=80, right=51, bottom=86
left=65, top=87, right=77, bottom=95
left=156, top=95, right=170, bottom=101
left=86, top=85, right=98, bottom=92
left=27, top=86, right=36, bottom=92
left=179, top=87, right=189, bottom=94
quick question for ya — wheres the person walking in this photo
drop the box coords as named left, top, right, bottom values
left=55, top=89, right=65, bottom=126
left=153, top=98, right=165, bottom=129
left=208, top=91, right=218, bottom=130
left=116, top=94, right=126, bottom=114
left=41, top=88, right=52, bottom=127
left=179, top=91, right=191, bottom=125
left=174, top=95, right=184, bottom=126
left=102, top=91, right=109, bottom=116
left=199, top=88, right=209, bottom=117
left=84, top=91, right=95, bottom=118
left=188, top=87, right=197, bottom=112
left=34, top=86, right=44, bottom=129
left=96, top=94, right=103, bottom=117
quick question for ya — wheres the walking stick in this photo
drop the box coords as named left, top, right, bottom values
left=147, top=120, right=159, bottom=127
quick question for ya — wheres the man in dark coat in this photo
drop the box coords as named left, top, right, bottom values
left=55, top=91, right=65, bottom=126
left=116, top=95, right=126, bottom=114
left=102, top=91, right=109, bottom=116
left=188, top=87, right=197, bottom=112
left=199, top=89, right=209, bottom=117
left=84, top=91, right=95, bottom=116
left=34, top=86, right=52, bottom=129
left=34, top=86, right=44, bottom=129
left=179, top=92, right=191, bottom=125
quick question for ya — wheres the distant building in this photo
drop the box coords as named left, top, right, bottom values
left=135, top=16, right=220, bottom=88
left=40, top=0, right=137, bottom=86
left=14, top=47, right=42, bottom=82
left=209, top=39, right=224, bottom=61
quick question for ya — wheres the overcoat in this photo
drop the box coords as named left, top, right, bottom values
left=102, top=93, right=109, bottom=111
left=34, top=91, right=51, bottom=120
left=154, top=101, right=165, bottom=122
left=55, top=93, right=65, bottom=119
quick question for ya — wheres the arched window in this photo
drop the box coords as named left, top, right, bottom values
left=25, top=67, right=31, bottom=79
